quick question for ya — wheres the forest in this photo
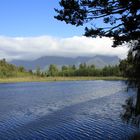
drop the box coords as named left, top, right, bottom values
left=0, top=59, right=31, bottom=78
left=0, top=58, right=128, bottom=78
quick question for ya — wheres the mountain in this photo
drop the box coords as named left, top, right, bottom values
left=10, top=55, right=120, bottom=70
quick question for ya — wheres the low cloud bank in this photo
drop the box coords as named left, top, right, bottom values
left=0, top=35, right=129, bottom=61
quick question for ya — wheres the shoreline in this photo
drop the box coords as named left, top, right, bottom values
left=0, top=76, right=126, bottom=83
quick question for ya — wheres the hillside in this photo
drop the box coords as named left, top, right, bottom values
left=0, top=59, right=30, bottom=78
left=10, top=55, right=120, bottom=70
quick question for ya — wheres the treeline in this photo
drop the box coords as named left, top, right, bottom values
left=36, top=63, right=121, bottom=77
left=0, top=59, right=123, bottom=78
left=119, top=51, right=137, bottom=79
left=0, top=59, right=31, bottom=78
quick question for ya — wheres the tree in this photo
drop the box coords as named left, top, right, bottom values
left=119, top=51, right=134, bottom=77
left=55, top=0, right=140, bottom=83
left=55, top=2, right=140, bottom=74
left=55, top=0, right=140, bottom=80
left=48, top=64, right=59, bottom=76
left=55, top=0, right=140, bottom=122
left=55, top=0, right=140, bottom=75
left=78, top=63, right=88, bottom=76
left=18, top=66, right=25, bottom=72
left=55, top=0, right=140, bottom=47
left=60, top=65, right=77, bottom=76
left=36, top=66, right=41, bottom=76
left=61, top=65, right=69, bottom=76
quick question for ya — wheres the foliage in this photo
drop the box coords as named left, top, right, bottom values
left=55, top=0, right=140, bottom=47
left=55, top=0, right=140, bottom=84
left=55, top=0, right=140, bottom=119
left=45, top=64, right=121, bottom=77
left=0, top=59, right=122, bottom=78
left=47, top=64, right=59, bottom=76
left=0, top=59, right=32, bottom=78
left=35, top=66, right=41, bottom=76
left=119, top=51, right=134, bottom=77
left=0, top=59, right=17, bottom=77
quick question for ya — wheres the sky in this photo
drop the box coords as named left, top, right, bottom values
left=0, top=0, right=128, bottom=60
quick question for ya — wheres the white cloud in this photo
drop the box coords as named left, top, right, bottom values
left=0, top=35, right=129, bottom=61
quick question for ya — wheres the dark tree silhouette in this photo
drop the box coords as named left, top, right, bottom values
left=55, top=0, right=140, bottom=123
left=55, top=0, right=140, bottom=84
left=55, top=1, right=140, bottom=84
left=55, top=0, right=140, bottom=47
left=55, top=0, right=140, bottom=85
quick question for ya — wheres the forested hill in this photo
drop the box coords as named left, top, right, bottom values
left=10, top=55, right=119, bottom=70
left=0, top=58, right=123, bottom=78
left=0, top=59, right=30, bottom=78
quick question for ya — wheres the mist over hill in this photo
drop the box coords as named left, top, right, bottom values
left=10, top=55, right=120, bottom=70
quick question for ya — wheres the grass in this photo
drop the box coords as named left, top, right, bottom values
left=0, top=76, right=126, bottom=83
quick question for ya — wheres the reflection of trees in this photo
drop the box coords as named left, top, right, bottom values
left=121, top=88, right=140, bottom=127
left=121, top=87, right=140, bottom=139
left=136, top=88, right=140, bottom=117
left=120, top=40, right=140, bottom=126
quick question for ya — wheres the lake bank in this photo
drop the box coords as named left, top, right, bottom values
left=0, top=76, right=126, bottom=83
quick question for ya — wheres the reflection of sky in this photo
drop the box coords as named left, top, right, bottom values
left=0, top=81, right=127, bottom=118
left=0, top=81, right=138, bottom=140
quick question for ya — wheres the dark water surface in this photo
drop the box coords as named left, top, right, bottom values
left=0, top=80, right=139, bottom=140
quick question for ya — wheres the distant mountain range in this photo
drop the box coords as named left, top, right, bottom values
left=10, top=55, right=120, bottom=70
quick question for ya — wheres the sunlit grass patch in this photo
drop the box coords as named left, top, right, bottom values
left=0, top=76, right=126, bottom=83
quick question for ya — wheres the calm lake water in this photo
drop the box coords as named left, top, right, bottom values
left=0, top=80, right=139, bottom=140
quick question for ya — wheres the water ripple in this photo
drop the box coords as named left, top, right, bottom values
left=0, top=81, right=139, bottom=139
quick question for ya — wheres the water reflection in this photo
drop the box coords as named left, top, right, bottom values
left=0, top=81, right=139, bottom=139
left=121, top=87, right=140, bottom=127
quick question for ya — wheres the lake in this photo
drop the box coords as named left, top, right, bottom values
left=0, top=80, right=139, bottom=140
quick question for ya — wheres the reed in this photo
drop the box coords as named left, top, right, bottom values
left=0, top=76, right=126, bottom=83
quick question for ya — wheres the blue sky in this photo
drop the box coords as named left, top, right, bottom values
left=0, top=0, right=128, bottom=60
left=0, top=0, right=84, bottom=37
